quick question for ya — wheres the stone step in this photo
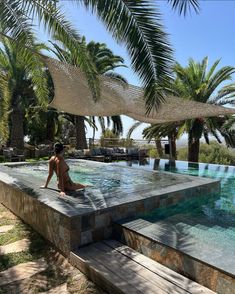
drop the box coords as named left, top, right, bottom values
left=0, top=224, right=14, bottom=233
left=0, top=258, right=47, bottom=286
left=70, top=239, right=215, bottom=294
left=40, top=283, right=68, bottom=294
left=0, top=239, right=30, bottom=255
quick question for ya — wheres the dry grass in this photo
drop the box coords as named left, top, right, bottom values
left=0, top=204, right=105, bottom=294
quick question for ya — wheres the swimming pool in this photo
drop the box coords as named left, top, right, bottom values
left=117, top=159, right=235, bottom=222
left=115, top=159, right=235, bottom=292
left=0, top=159, right=219, bottom=255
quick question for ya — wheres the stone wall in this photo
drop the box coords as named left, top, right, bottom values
left=115, top=225, right=235, bottom=293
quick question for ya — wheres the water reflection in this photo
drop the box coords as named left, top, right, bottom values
left=117, top=158, right=235, bottom=219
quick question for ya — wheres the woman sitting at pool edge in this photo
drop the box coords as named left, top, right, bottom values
left=41, top=143, right=86, bottom=196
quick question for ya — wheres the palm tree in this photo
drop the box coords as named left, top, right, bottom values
left=0, top=38, right=48, bottom=149
left=218, top=116, right=235, bottom=148
left=0, top=0, right=199, bottom=112
left=25, top=106, right=61, bottom=144
left=127, top=120, right=180, bottom=159
left=127, top=57, right=235, bottom=162
left=171, top=57, right=235, bottom=162
left=50, top=39, right=126, bottom=149
left=127, top=121, right=163, bottom=158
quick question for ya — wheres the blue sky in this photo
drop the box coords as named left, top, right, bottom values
left=38, top=0, right=235, bottom=139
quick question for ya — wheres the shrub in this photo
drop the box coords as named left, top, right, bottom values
left=178, top=141, right=235, bottom=165
left=148, top=147, right=159, bottom=158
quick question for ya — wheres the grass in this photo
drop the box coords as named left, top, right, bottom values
left=0, top=203, right=105, bottom=293
left=0, top=251, right=43, bottom=271
left=25, top=156, right=49, bottom=163
left=0, top=223, right=28, bottom=246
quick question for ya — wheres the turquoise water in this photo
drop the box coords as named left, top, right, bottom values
left=116, top=159, right=235, bottom=275
left=117, top=159, right=235, bottom=220
left=10, top=160, right=185, bottom=195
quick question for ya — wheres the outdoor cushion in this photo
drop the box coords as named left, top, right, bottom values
left=83, top=149, right=91, bottom=156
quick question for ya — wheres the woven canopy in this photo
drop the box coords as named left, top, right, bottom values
left=44, top=57, right=235, bottom=123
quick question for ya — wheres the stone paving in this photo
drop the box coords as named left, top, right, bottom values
left=0, top=225, right=14, bottom=233
left=0, top=239, right=30, bottom=255
left=0, top=258, right=48, bottom=286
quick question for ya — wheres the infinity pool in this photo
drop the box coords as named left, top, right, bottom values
left=116, top=159, right=235, bottom=281
left=1, top=159, right=218, bottom=255
left=8, top=160, right=194, bottom=195
left=117, top=159, right=235, bottom=219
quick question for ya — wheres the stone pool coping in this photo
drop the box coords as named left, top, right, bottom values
left=0, top=160, right=220, bottom=256
left=115, top=219, right=235, bottom=293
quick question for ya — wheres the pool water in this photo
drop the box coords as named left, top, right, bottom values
left=117, top=159, right=235, bottom=218
left=10, top=160, right=191, bottom=195
left=116, top=159, right=235, bottom=275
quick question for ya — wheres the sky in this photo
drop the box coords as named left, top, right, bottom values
left=37, top=0, right=235, bottom=140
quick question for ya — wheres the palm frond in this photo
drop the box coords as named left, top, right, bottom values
left=0, top=0, right=34, bottom=41
left=210, top=129, right=222, bottom=144
left=104, top=72, right=128, bottom=85
left=111, top=115, right=123, bottom=135
left=77, top=0, right=173, bottom=111
left=127, top=121, right=143, bottom=139
left=206, top=66, right=235, bottom=98
left=210, top=85, right=235, bottom=105
left=167, top=0, right=199, bottom=16
left=98, top=116, right=105, bottom=134
left=203, top=129, right=210, bottom=145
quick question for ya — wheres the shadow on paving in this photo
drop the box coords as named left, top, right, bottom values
left=0, top=204, right=105, bottom=294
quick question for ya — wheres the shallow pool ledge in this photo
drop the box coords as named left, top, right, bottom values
left=0, top=162, right=220, bottom=256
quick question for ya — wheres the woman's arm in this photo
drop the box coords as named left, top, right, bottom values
left=41, top=158, right=54, bottom=188
left=57, top=159, right=66, bottom=196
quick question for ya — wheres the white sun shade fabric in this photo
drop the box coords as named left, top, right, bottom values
left=43, top=57, right=235, bottom=123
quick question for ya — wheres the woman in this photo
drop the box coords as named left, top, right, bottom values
left=41, top=143, right=86, bottom=196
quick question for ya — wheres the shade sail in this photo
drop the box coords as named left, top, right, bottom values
left=43, top=57, right=235, bottom=123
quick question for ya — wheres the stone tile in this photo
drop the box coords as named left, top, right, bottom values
left=0, top=239, right=30, bottom=255
left=92, top=228, right=104, bottom=242
left=0, top=258, right=47, bottom=286
left=104, top=227, right=112, bottom=239
left=81, top=214, right=95, bottom=231
left=217, top=275, right=235, bottom=294
left=81, top=231, right=92, bottom=245
left=70, top=217, right=81, bottom=230
left=95, top=213, right=110, bottom=229
left=195, top=263, right=219, bottom=291
left=0, top=225, right=14, bottom=233
left=70, top=230, right=81, bottom=249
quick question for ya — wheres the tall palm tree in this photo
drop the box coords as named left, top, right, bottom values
left=127, top=57, right=235, bottom=162
left=172, top=57, right=235, bottom=162
left=0, top=38, right=48, bottom=149
left=0, top=0, right=199, bottom=111
left=50, top=39, right=125, bottom=149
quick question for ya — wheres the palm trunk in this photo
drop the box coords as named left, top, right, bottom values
left=9, top=104, right=24, bottom=150
left=155, top=138, right=163, bottom=158
left=188, top=131, right=200, bottom=162
left=170, top=137, right=177, bottom=160
left=46, top=116, right=55, bottom=143
left=168, top=134, right=177, bottom=160
left=75, top=115, right=88, bottom=149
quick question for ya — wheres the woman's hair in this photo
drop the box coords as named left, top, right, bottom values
left=54, top=143, right=64, bottom=154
